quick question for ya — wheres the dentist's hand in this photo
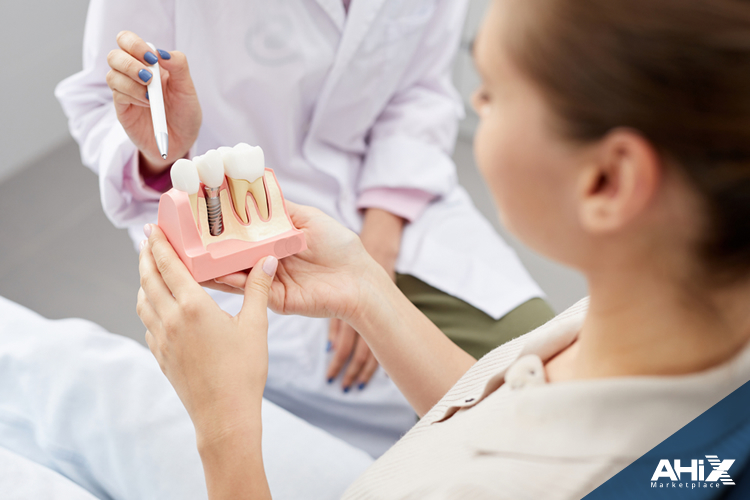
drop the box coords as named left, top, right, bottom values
left=137, top=224, right=275, bottom=441
left=106, top=31, right=201, bottom=177
left=325, top=209, right=404, bottom=392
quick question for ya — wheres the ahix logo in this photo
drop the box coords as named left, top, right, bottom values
left=705, top=456, right=735, bottom=485
left=651, top=455, right=735, bottom=485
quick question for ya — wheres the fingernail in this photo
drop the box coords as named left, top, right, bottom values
left=262, top=256, right=278, bottom=277
left=327, top=377, right=334, bottom=384
left=138, top=69, right=153, bottom=82
left=326, top=341, right=332, bottom=352
left=144, top=51, right=158, bottom=65
left=343, top=386, right=350, bottom=393
left=358, top=382, right=366, bottom=391
left=143, top=224, right=152, bottom=237
left=139, top=240, right=147, bottom=252
left=157, top=49, right=171, bottom=60
left=145, top=90, right=149, bottom=101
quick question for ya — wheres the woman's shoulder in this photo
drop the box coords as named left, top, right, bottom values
left=420, top=298, right=589, bottom=427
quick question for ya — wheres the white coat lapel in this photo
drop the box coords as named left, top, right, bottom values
left=312, top=0, right=346, bottom=32
left=333, top=0, right=388, bottom=71
left=305, top=0, right=387, bottom=137
left=302, top=0, right=388, bottom=180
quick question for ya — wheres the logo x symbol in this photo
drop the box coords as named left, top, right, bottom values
left=706, top=455, right=735, bottom=485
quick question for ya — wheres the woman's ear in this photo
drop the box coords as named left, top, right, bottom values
left=577, top=129, right=661, bottom=234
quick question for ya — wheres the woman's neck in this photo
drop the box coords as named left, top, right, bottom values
left=546, top=266, right=750, bottom=382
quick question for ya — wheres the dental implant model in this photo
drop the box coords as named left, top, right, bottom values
left=194, top=150, right=225, bottom=236
left=157, top=143, right=306, bottom=282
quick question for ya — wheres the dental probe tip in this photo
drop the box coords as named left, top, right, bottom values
left=162, top=154, right=167, bottom=159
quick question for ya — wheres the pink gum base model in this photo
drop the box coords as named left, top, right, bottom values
left=157, top=168, right=306, bottom=283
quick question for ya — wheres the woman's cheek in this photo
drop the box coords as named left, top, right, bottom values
left=474, top=110, right=509, bottom=187
left=475, top=118, right=536, bottom=239
left=473, top=113, right=496, bottom=182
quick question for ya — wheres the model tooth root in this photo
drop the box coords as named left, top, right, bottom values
left=225, top=176, right=268, bottom=223
left=188, top=193, right=199, bottom=227
left=248, top=176, right=269, bottom=220
left=227, top=178, right=251, bottom=224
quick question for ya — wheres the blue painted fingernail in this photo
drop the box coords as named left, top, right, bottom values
left=144, top=51, right=158, bottom=65
left=326, top=341, right=332, bottom=352
left=138, top=69, right=152, bottom=82
left=145, top=91, right=149, bottom=100
left=327, top=377, right=334, bottom=384
left=343, top=386, right=350, bottom=393
left=358, top=382, right=366, bottom=391
left=157, top=49, right=171, bottom=60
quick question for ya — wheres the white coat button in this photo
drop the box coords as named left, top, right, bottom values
left=505, top=355, right=546, bottom=390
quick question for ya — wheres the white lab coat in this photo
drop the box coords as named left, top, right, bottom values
left=56, top=0, right=543, bottom=457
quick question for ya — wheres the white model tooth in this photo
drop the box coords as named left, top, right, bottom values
left=170, top=159, right=200, bottom=194
left=223, top=143, right=268, bottom=222
left=194, top=149, right=225, bottom=188
left=217, top=146, right=233, bottom=162
left=230, top=143, right=265, bottom=181
left=170, top=158, right=200, bottom=223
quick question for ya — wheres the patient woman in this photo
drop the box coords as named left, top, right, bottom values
left=136, top=0, right=750, bottom=497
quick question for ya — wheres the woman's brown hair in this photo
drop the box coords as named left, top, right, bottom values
left=508, top=0, right=750, bottom=280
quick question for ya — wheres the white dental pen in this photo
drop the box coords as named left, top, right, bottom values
left=145, top=42, right=168, bottom=159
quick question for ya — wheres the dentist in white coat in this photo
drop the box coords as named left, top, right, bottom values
left=56, top=0, right=550, bottom=457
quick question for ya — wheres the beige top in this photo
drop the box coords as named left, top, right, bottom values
left=343, top=299, right=750, bottom=499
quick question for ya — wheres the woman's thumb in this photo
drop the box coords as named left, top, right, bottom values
left=239, top=256, right=278, bottom=320
left=157, top=50, right=194, bottom=87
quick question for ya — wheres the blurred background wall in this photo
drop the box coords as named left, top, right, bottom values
left=0, top=0, right=91, bottom=183
left=0, top=0, right=586, bottom=343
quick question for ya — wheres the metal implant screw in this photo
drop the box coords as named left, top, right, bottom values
left=204, top=187, right=224, bottom=236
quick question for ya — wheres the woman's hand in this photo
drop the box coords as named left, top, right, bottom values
left=205, top=202, right=384, bottom=324
left=144, top=201, right=471, bottom=423
left=137, top=224, right=276, bottom=443
left=203, top=204, right=402, bottom=390
left=138, top=225, right=274, bottom=499
left=106, top=31, right=202, bottom=177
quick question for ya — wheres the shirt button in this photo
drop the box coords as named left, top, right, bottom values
left=505, top=354, right=546, bottom=390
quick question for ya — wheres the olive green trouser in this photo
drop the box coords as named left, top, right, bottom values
left=396, top=274, right=556, bottom=360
